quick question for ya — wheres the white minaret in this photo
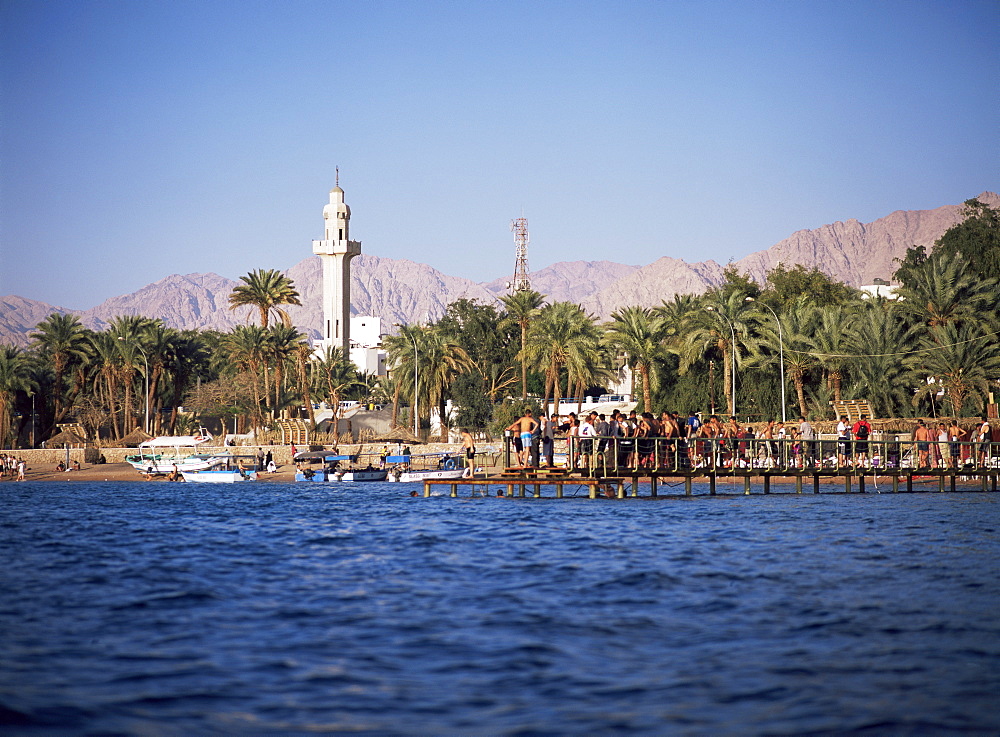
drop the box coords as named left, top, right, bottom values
left=312, top=170, right=361, bottom=359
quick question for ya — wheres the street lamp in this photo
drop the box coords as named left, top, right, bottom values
left=705, top=306, right=737, bottom=418
left=394, top=324, right=419, bottom=437
left=746, top=297, right=786, bottom=423
left=119, top=337, right=150, bottom=434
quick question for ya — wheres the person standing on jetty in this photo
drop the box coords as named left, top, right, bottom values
left=914, top=419, right=932, bottom=470
left=977, top=418, right=993, bottom=467
left=508, top=410, right=538, bottom=467
left=460, top=428, right=476, bottom=478
left=799, top=416, right=816, bottom=468
left=852, top=415, right=872, bottom=468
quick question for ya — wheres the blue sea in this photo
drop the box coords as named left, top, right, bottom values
left=1, top=481, right=998, bottom=736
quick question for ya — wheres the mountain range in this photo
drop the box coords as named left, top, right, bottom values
left=2, top=191, right=996, bottom=348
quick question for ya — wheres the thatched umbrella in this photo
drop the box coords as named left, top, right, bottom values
left=373, top=426, right=425, bottom=445
left=120, top=427, right=154, bottom=448
left=43, top=429, right=87, bottom=449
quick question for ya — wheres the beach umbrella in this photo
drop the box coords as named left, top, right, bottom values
left=120, top=427, right=154, bottom=447
left=43, top=429, right=87, bottom=449
left=373, top=426, right=424, bottom=445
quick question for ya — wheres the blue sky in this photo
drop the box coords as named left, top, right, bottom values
left=1, top=0, right=997, bottom=310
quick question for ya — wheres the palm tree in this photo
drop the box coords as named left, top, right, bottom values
left=499, top=289, right=546, bottom=400
left=604, top=306, right=666, bottom=411
left=677, top=291, right=759, bottom=416
left=31, top=313, right=90, bottom=425
left=810, top=304, right=855, bottom=403
left=750, top=300, right=817, bottom=418
left=295, top=342, right=317, bottom=427
left=267, top=325, right=306, bottom=416
left=224, top=325, right=270, bottom=426
left=228, top=269, right=302, bottom=329
left=893, top=251, right=999, bottom=331
left=108, top=315, right=156, bottom=434
left=314, top=347, right=366, bottom=435
left=523, top=302, right=598, bottom=412
left=420, top=328, right=473, bottom=441
left=909, top=322, right=1000, bottom=416
left=845, top=303, right=915, bottom=418
left=0, top=346, right=37, bottom=447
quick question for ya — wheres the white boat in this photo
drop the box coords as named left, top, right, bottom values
left=386, top=453, right=466, bottom=482
left=181, top=455, right=259, bottom=483
left=293, top=452, right=389, bottom=483
left=181, top=468, right=258, bottom=483
left=126, top=429, right=227, bottom=475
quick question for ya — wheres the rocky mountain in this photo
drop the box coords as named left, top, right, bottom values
left=482, top=260, right=641, bottom=304
left=2, top=191, right=996, bottom=346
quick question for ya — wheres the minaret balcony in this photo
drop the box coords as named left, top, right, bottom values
left=312, top=239, right=362, bottom=256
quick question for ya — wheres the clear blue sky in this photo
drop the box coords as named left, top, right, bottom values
left=1, top=0, right=997, bottom=309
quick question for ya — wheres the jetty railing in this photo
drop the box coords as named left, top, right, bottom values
left=507, top=434, right=999, bottom=475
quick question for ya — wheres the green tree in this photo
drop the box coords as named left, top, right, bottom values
left=893, top=250, right=999, bottom=330
left=908, top=322, right=1000, bottom=416
left=0, top=346, right=37, bottom=447
left=845, top=303, right=914, bottom=418
left=934, top=198, right=1000, bottom=280
left=228, top=269, right=302, bottom=329
left=523, top=301, right=598, bottom=412
left=499, top=290, right=546, bottom=400
left=31, top=313, right=90, bottom=426
left=313, top=347, right=366, bottom=434
left=677, top=291, right=760, bottom=417
left=604, top=306, right=666, bottom=412
left=224, top=325, right=270, bottom=425
left=760, top=263, right=858, bottom=312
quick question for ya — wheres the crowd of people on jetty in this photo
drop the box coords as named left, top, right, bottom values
left=505, top=409, right=996, bottom=472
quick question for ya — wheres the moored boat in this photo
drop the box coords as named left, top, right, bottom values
left=181, top=455, right=259, bottom=483
left=293, top=451, right=389, bottom=482
left=385, top=453, right=466, bottom=482
left=126, top=429, right=228, bottom=475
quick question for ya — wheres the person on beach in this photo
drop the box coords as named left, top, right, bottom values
left=17, top=459, right=26, bottom=481
left=461, top=428, right=476, bottom=478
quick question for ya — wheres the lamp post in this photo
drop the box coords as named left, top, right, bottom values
left=746, top=297, right=786, bottom=423
left=119, top=337, right=149, bottom=434
left=705, top=306, right=737, bottom=418
left=395, top=324, right=419, bottom=437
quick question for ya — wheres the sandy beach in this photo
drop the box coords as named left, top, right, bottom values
left=5, top=462, right=299, bottom=484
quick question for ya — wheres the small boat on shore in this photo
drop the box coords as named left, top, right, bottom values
left=126, top=430, right=228, bottom=475
left=293, top=451, right=388, bottom=482
left=181, top=455, right=259, bottom=483
left=386, top=453, right=466, bottom=482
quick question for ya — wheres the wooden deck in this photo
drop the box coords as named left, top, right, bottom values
left=423, top=466, right=1000, bottom=499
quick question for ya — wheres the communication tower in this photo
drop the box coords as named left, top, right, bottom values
left=508, top=216, right=531, bottom=292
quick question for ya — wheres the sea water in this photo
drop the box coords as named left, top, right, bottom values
left=1, top=482, right=998, bottom=736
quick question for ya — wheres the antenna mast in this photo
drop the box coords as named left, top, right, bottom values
left=509, top=217, right=531, bottom=292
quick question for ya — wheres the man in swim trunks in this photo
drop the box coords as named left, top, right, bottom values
left=913, top=419, right=931, bottom=470
left=461, top=428, right=476, bottom=478
left=508, top=409, right=539, bottom=467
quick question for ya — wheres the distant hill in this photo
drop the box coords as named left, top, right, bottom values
left=2, top=191, right=996, bottom=346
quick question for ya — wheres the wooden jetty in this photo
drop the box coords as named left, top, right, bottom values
left=422, top=437, right=1000, bottom=499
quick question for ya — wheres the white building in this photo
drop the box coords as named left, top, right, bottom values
left=349, top=315, right=388, bottom=377
left=859, top=278, right=900, bottom=300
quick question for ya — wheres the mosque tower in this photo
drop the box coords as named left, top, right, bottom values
left=312, top=169, right=361, bottom=359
